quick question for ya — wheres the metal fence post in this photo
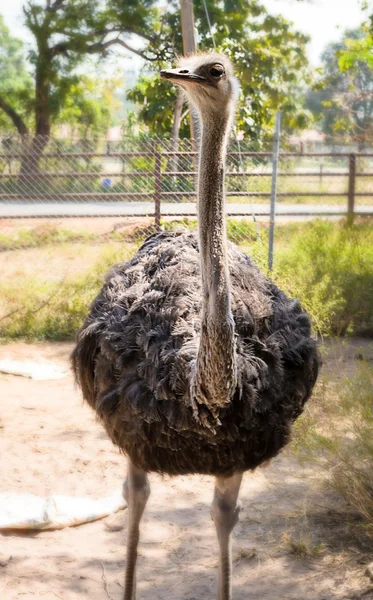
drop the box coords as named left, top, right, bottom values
left=154, top=150, right=162, bottom=230
left=268, top=112, right=281, bottom=270
left=348, top=153, right=356, bottom=225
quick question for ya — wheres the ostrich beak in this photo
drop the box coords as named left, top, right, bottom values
left=160, top=68, right=206, bottom=84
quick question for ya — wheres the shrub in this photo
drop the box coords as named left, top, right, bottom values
left=272, top=220, right=373, bottom=335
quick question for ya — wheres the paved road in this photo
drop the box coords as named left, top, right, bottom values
left=0, top=201, right=372, bottom=218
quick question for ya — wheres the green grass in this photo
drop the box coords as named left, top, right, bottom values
left=0, top=218, right=372, bottom=340
left=293, top=364, right=373, bottom=531
left=0, top=244, right=135, bottom=341
left=272, top=219, right=373, bottom=335
left=224, top=172, right=373, bottom=205
left=0, top=222, right=96, bottom=251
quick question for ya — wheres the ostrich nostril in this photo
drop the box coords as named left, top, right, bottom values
left=179, top=69, right=189, bottom=74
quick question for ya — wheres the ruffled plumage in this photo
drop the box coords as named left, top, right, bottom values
left=72, top=230, right=320, bottom=476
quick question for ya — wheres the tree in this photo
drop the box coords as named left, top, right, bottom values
left=55, top=74, right=122, bottom=137
left=0, top=15, right=33, bottom=135
left=0, top=0, right=174, bottom=174
left=127, top=74, right=191, bottom=138
left=339, top=33, right=373, bottom=70
left=0, top=1, right=172, bottom=139
left=127, top=0, right=313, bottom=141
left=0, top=21, right=121, bottom=140
left=307, top=28, right=373, bottom=147
left=338, top=14, right=373, bottom=70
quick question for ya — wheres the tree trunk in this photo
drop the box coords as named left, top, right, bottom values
left=19, top=63, right=51, bottom=195
left=19, top=135, right=49, bottom=195
left=0, top=99, right=29, bottom=136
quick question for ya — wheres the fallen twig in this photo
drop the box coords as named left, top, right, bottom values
left=48, top=589, right=65, bottom=600
left=100, top=561, right=115, bottom=600
left=0, top=307, right=25, bottom=323
left=0, top=281, right=64, bottom=323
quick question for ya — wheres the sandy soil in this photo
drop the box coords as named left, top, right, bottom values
left=1, top=340, right=373, bottom=600
left=0, top=218, right=148, bottom=283
left=0, top=217, right=154, bottom=237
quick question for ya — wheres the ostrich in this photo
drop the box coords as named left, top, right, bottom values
left=72, top=53, right=320, bottom=600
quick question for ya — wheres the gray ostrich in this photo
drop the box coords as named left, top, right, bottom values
left=72, top=53, right=320, bottom=600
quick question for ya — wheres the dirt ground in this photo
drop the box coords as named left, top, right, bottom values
left=0, top=217, right=153, bottom=236
left=1, top=340, right=373, bottom=600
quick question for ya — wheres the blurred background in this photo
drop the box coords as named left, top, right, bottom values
left=1, top=0, right=372, bottom=146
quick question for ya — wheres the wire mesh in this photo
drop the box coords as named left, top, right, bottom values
left=276, top=152, right=373, bottom=208
left=0, top=135, right=266, bottom=250
left=1, top=134, right=372, bottom=339
left=0, top=135, right=372, bottom=251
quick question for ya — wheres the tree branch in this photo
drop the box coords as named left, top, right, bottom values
left=0, top=98, right=29, bottom=136
left=86, top=37, right=160, bottom=60
left=49, top=25, right=158, bottom=57
left=47, top=0, right=66, bottom=12
left=93, top=25, right=158, bottom=44
left=50, top=35, right=165, bottom=62
left=48, top=41, right=69, bottom=57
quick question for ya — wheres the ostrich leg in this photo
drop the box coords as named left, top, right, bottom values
left=122, top=460, right=150, bottom=600
left=211, top=472, right=243, bottom=600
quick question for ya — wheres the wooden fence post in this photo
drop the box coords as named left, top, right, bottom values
left=348, top=153, right=356, bottom=225
left=154, top=150, right=161, bottom=230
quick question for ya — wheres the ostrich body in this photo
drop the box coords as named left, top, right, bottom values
left=72, top=54, right=320, bottom=600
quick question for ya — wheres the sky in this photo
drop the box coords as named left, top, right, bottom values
left=263, top=0, right=367, bottom=65
left=0, top=0, right=368, bottom=70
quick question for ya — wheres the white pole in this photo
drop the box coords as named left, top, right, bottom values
left=268, top=112, right=281, bottom=271
left=179, top=0, right=199, bottom=144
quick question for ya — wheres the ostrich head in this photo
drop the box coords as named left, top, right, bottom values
left=160, top=53, right=239, bottom=119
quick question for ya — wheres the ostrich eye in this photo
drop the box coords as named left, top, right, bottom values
left=209, top=64, right=224, bottom=78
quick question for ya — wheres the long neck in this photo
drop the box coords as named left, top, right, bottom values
left=192, top=109, right=237, bottom=416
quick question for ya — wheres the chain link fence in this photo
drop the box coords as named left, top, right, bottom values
left=0, top=135, right=272, bottom=255
left=276, top=151, right=373, bottom=211
left=0, top=134, right=372, bottom=251
left=0, top=135, right=273, bottom=213
left=0, top=134, right=372, bottom=339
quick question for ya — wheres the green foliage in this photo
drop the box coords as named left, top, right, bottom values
left=0, top=224, right=95, bottom=251
left=127, top=0, right=313, bottom=141
left=339, top=33, right=373, bottom=70
left=0, top=243, right=136, bottom=341
left=127, top=75, right=191, bottom=137
left=0, top=0, right=167, bottom=136
left=0, top=16, right=31, bottom=96
left=0, top=0, right=312, bottom=140
left=307, top=27, right=373, bottom=145
left=0, top=15, right=33, bottom=133
left=272, top=220, right=373, bottom=335
left=293, top=365, right=373, bottom=530
left=55, top=74, right=122, bottom=137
